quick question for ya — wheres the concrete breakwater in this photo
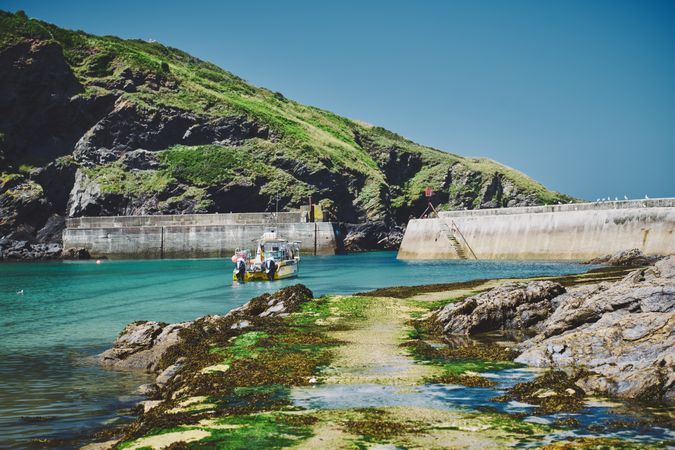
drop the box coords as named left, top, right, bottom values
left=63, top=212, right=339, bottom=258
left=398, top=198, right=675, bottom=260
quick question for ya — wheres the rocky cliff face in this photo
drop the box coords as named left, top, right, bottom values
left=0, top=11, right=572, bottom=257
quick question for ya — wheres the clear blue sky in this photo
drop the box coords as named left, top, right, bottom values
left=5, top=0, right=675, bottom=200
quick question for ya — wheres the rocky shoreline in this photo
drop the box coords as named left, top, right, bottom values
left=0, top=237, right=91, bottom=261
left=79, top=251, right=674, bottom=449
left=431, top=255, right=675, bottom=402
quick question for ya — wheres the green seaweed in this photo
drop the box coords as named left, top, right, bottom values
left=342, top=408, right=420, bottom=442
left=493, top=371, right=586, bottom=415
left=197, top=413, right=314, bottom=449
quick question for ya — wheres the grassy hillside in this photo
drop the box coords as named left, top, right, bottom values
left=0, top=10, right=573, bottom=231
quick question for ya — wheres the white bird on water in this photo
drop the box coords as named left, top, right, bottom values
left=16, top=290, right=24, bottom=295
left=624, top=195, right=628, bottom=200
left=645, top=195, right=650, bottom=199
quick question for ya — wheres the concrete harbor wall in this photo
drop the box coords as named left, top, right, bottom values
left=63, top=213, right=338, bottom=258
left=398, top=198, right=675, bottom=260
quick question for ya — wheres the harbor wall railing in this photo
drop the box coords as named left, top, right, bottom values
left=63, top=213, right=338, bottom=258
left=397, top=198, right=675, bottom=260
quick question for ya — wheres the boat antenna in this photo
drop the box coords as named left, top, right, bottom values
left=275, top=192, right=279, bottom=226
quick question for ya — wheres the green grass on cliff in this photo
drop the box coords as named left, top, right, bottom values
left=83, top=143, right=315, bottom=205
left=82, top=162, right=172, bottom=195
left=160, top=145, right=261, bottom=186
left=1, top=10, right=573, bottom=211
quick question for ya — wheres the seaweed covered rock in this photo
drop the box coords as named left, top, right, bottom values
left=493, top=371, right=586, bottom=414
left=516, top=257, right=675, bottom=401
left=432, top=281, right=566, bottom=334
left=99, top=284, right=314, bottom=373
left=227, top=284, right=313, bottom=319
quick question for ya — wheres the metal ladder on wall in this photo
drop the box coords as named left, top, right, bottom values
left=443, top=219, right=477, bottom=260
left=420, top=201, right=477, bottom=260
left=439, top=219, right=468, bottom=259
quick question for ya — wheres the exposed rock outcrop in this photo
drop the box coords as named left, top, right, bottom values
left=0, top=238, right=62, bottom=261
left=515, top=257, right=675, bottom=401
left=0, top=39, right=116, bottom=165
left=100, top=321, right=189, bottom=372
left=99, top=284, right=314, bottom=375
left=0, top=176, right=51, bottom=240
left=432, top=257, right=675, bottom=401
left=35, top=214, right=66, bottom=244
left=517, top=309, right=674, bottom=401
left=72, top=99, right=275, bottom=166
left=432, top=281, right=566, bottom=334
left=342, top=221, right=404, bottom=251
left=583, top=248, right=661, bottom=267
left=535, top=257, right=675, bottom=339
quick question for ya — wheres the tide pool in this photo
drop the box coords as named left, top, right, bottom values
left=0, top=252, right=590, bottom=447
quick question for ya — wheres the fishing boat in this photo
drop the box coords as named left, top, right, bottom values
left=231, top=231, right=300, bottom=282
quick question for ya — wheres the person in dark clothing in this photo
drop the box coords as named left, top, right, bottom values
left=265, top=258, right=277, bottom=280
left=236, top=258, right=246, bottom=282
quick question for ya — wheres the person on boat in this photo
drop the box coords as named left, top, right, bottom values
left=236, top=255, right=247, bottom=282
left=264, top=257, right=276, bottom=280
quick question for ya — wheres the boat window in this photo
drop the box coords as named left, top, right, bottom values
left=264, top=243, right=286, bottom=260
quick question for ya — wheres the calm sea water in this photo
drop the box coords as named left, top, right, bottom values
left=0, top=252, right=591, bottom=447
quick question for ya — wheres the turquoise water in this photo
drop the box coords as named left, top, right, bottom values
left=0, top=252, right=592, bottom=447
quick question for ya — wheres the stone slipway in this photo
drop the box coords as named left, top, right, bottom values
left=398, top=198, right=675, bottom=260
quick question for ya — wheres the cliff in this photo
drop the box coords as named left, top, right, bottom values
left=0, top=10, right=572, bottom=254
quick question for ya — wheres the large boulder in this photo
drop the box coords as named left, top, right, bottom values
left=433, top=281, right=566, bottom=334
left=516, top=257, right=675, bottom=401
left=516, top=310, right=674, bottom=401
left=99, top=321, right=190, bottom=372
left=536, top=257, right=675, bottom=338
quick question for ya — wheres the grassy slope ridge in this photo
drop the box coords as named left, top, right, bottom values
left=0, top=10, right=573, bottom=223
